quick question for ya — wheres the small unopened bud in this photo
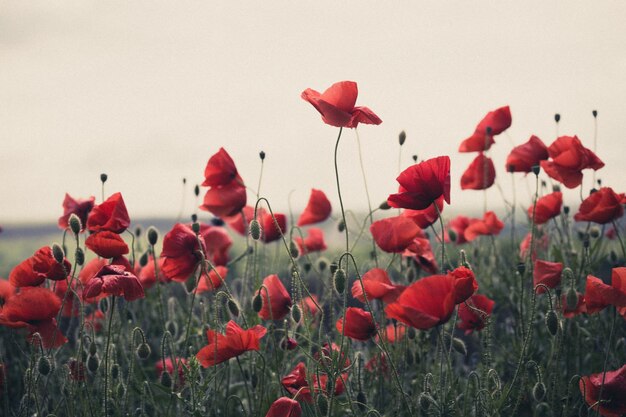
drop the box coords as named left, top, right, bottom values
left=37, top=356, right=52, bottom=376
left=566, top=288, right=579, bottom=310
left=191, top=213, right=198, bottom=223
left=194, top=185, right=200, bottom=197
left=357, top=391, right=367, bottom=412
left=337, top=220, right=345, bottom=232
left=100, top=173, right=108, bottom=183
left=545, top=311, right=559, bottom=336
left=317, top=258, right=328, bottom=271
left=303, top=262, right=311, bottom=273
left=75, top=247, right=85, bottom=265
left=191, top=222, right=200, bottom=234
left=259, top=151, right=266, bottom=160
left=452, top=338, right=467, bottom=356
left=329, top=262, right=338, bottom=276
left=87, top=355, right=99, bottom=373
left=147, top=227, right=159, bottom=246
left=68, top=214, right=82, bottom=235
left=532, top=382, right=546, bottom=402
left=592, top=110, right=598, bottom=118
left=249, top=220, right=261, bottom=240
left=211, top=217, right=224, bottom=226
left=316, top=394, right=329, bottom=415
left=160, top=371, right=172, bottom=388
left=517, top=262, right=526, bottom=275
left=89, top=341, right=98, bottom=356
left=227, top=299, right=240, bottom=317
left=289, top=241, right=299, bottom=258
left=333, top=268, right=346, bottom=294
left=532, top=165, right=540, bottom=176
left=252, top=293, right=263, bottom=313
left=136, top=343, right=151, bottom=360
left=379, top=200, right=391, bottom=210
left=52, top=243, right=65, bottom=264
left=554, top=113, right=560, bottom=123
left=412, top=154, right=418, bottom=162
left=448, top=229, right=457, bottom=242
left=291, top=304, right=301, bottom=324
left=139, top=252, right=149, bottom=267
left=563, top=205, right=570, bottom=215
left=589, top=227, right=600, bottom=239
left=398, top=130, right=406, bottom=146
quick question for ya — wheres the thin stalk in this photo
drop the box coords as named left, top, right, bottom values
left=103, top=296, right=116, bottom=417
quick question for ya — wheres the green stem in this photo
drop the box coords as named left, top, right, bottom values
left=103, top=296, right=116, bottom=417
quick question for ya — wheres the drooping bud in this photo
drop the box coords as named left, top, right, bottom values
left=52, top=243, right=65, bottom=264
left=398, top=130, right=406, bottom=146
left=165, top=320, right=178, bottom=337
left=160, top=371, right=172, bottom=388
left=68, top=214, right=82, bottom=235
left=87, top=355, right=99, bottom=373
left=452, top=338, right=467, bottom=356
left=75, top=247, right=85, bottom=266
left=337, top=220, right=345, bottom=232
left=139, top=252, right=149, bottom=267
left=89, top=341, right=98, bottom=356
left=333, top=268, right=346, bottom=294
left=532, top=382, right=546, bottom=402
left=136, top=343, right=151, bottom=360
left=147, top=227, right=159, bottom=246
left=227, top=299, right=240, bottom=317
left=252, top=293, right=263, bottom=313
left=289, top=241, right=299, bottom=258
left=249, top=220, right=261, bottom=240
left=37, top=356, right=52, bottom=376
left=545, top=311, right=559, bottom=336
left=379, top=200, right=391, bottom=210
left=291, top=304, right=302, bottom=324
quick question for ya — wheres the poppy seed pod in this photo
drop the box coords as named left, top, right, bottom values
left=249, top=220, right=261, bottom=240
left=136, top=343, right=151, bottom=360
left=68, top=214, right=82, bottom=235
left=147, top=227, right=159, bottom=246
left=100, top=173, right=108, bottom=183
left=333, top=268, right=346, bottom=294
left=452, top=338, right=467, bottom=356
left=289, top=241, right=299, bottom=258
left=75, top=247, right=85, bottom=265
left=554, top=113, right=560, bottom=123
left=89, top=341, right=98, bottom=356
left=531, top=165, right=541, bottom=176
left=259, top=151, right=266, bottom=160
left=532, top=382, right=546, bottom=402
left=592, top=110, right=598, bottom=118
left=398, top=130, right=406, bottom=146
left=337, top=220, right=345, bottom=232
left=51, top=243, right=65, bottom=264
left=545, top=311, right=559, bottom=336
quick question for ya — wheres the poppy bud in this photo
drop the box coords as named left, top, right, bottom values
left=563, top=205, right=570, bottom=215
left=545, top=311, right=559, bottom=336
left=337, top=220, right=345, bottom=232
left=249, top=220, right=261, bottom=240
left=139, top=252, right=149, bottom=267
left=37, top=356, right=52, bottom=376
left=452, top=338, right=467, bottom=356
left=398, top=130, right=406, bottom=146
left=379, top=200, right=391, bottom=210
left=160, top=371, right=172, bottom=388
left=191, top=222, right=200, bottom=234
left=566, top=287, right=579, bottom=310
left=592, top=110, right=597, bottom=118
left=87, top=355, right=99, bottom=373
left=407, top=327, right=416, bottom=340
left=75, top=247, right=85, bottom=266
left=136, top=343, right=151, bottom=360
left=147, top=226, right=159, bottom=246
left=68, top=214, right=82, bottom=235
left=317, top=394, right=329, bottom=415
left=252, top=293, right=263, bottom=313
left=357, top=391, right=367, bottom=412
left=532, top=165, right=540, bottom=176
left=52, top=243, right=65, bottom=264
left=554, top=113, right=560, bottom=123
left=412, top=154, right=418, bottom=162
left=418, top=393, right=436, bottom=411
left=532, top=382, right=546, bottom=402
left=259, top=151, right=266, bottom=160
left=194, top=185, right=200, bottom=197
left=100, top=173, right=108, bottom=183
left=190, top=214, right=198, bottom=223
left=333, top=268, right=346, bottom=294
left=317, top=257, right=328, bottom=271
left=89, top=341, right=98, bottom=356
left=329, top=262, right=338, bottom=276
left=291, top=304, right=301, bottom=324
left=589, top=227, right=600, bottom=239
left=448, top=229, right=457, bottom=242
left=211, top=217, right=224, bottom=226
left=134, top=226, right=142, bottom=238
left=111, top=363, right=120, bottom=380
left=289, top=240, right=299, bottom=258
left=227, top=299, right=240, bottom=317
left=516, top=262, right=526, bottom=275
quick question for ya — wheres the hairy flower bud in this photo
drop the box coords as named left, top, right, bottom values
left=160, top=371, right=172, bottom=388
left=37, top=356, right=52, bottom=376
left=139, top=252, right=149, bottom=268
left=147, top=226, right=159, bottom=246
left=136, top=343, right=151, bottom=360
left=87, top=355, right=99, bottom=373
left=317, top=394, right=329, bottom=415
left=74, top=247, right=85, bottom=266
left=227, top=299, right=240, bottom=317
left=52, top=243, right=65, bottom=264
left=566, top=287, right=579, bottom=310
left=249, top=220, right=261, bottom=240
left=379, top=200, right=391, bottom=210
left=68, top=213, right=82, bottom=235
left=333, top=268, right=346, bottom=294
left=545, top=311, right=559, bottom=336
left=252, top=293, right=263, bottom=313
left=291, top=304, right=301, bottom=324
left=289, top=240, right=299, bottom=259
left=532, top=382, right=546, bottom=402
left=452, top=338, right=467, bottom=356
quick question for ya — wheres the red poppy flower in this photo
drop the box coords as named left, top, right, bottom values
left=351, top=268, right=405, bottom=304
left=579, top=365, right=626, bottom=417
left=200, top=179, right=247, bottom=218
left=385, top=274, right=456, bottom=330
left=445, top=215, right=471, bottom=244
left=0, top=279, right=16, bottom=305
left=457, top=294, right=495, bottom=334
left=299, top=295, right=320, bottom=318
left=460, top=153, right=496, bottom=190
left=9, top=246, right=71, bottom=287
left=58, top=193, right=95, bottom=231
left=402, top=196, right=444, bottom=229
left=297, top=189, right=332, bottom=226
left=574, top=187, right=625, bottom=224
left=540, top=135, right=604, bottom=189
left=198, top=223, right=232, bottom=266
left=584, top=268, right=626, bottom=314
left=336, top=307, right=377, bottom=341
left=505, top=135, right=549, bottom=173
left=0, top=287, right=67, bottom=348
left=294, top=228, right=327, bottom=255
left=54, top=279, right=80, bottom=318
left=196, top=320, right=267, bottom=367
left=377, top=323, right=407, bottom=344
left=301, top=81, right=382, bottom=128
left=258, top=209, right=287, bottom=243
left=85, top=231, right=129, bottom=258
left=370, top=215, right=420, bottom=253
left=533, top=260, right=563, bottom=294
left=138, top=256, right=166, bottom=289
left=79, top=258, right=109, bottom=286
left=258, top=274, right=292, bottom=321
left=160, top=223, right=206, bottom=282
left=195, top=266, right=228, bottom=294
left=202, top=147, right=238, bottom=187
left=223, top=206, right=255, bottom=235
left=281, top=362, right=345, bottom=403
left=459, top=106, right=512, bottom=153
left=265, top=397, right=302, bottom=417
left=83, top=264, right=144, bottom=302
left=449, top=266, right=478, bottom=304
left=529, top=192, right=562, bottom=225
left=387, top=156, right=451, bottom=210
left=464, top=211, right=504, bottom=242
left=519, top=230, right=549, bottom=261
left=87, top=192, right=131, bottom=233
left=156, top=357, right=189, bottom=388
left=402, top=231, right=439, bottom=274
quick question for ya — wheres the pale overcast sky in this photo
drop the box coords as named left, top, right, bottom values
left=1, top=1, right=625, bottom=224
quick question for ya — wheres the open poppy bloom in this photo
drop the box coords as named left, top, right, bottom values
left=160, top=223, right=206, bottom=282
left=197, top=223, right=232, bottom=266
left=574, top=187, right=625, bottom=224
left=85, top=231, right=129, bottom=258
left=351, top=268, right=405, bottom=304
left=265, top=397, right=302, bottom=417
left=385, top=274, right=457, bottom=330
left=297, top=189, right=332, bottom=226
left=579, top=364, right=626, bottom=417
left=202, top=147, right=239, bottom=187
left=377, top=323, right=407, bottom=344
left=0, top=287, right=67, bottom=348
left=402, top=231, right=439, bottom=274
left=87, top=192, right=131, bottom=233
left=294, top=228, right=327, bottom=255
left=301, top=81, right=382, bottom=128
left=370, top=215, right=420, bottom=253
left=540, top=135, right=604, bottom=188
left=83, top=264, right=144, bottom=302
left=196, top=320, right=267, bottom=367
left=445, top=215, right=471, bottom=244
left=336, top=307, right=377, bottom=341
left=460, top=153, right=496, bottom=190
left=58, top=193, right=95, bottom=231
left=459, top=106, right=512, bottom=152
left=387, top=156, right=451, bottom=210
left=505, top=135, right=548, bottom=173
left=281, top=362, right=345, bottom=403
left=584, top=268, right=626, bottom=314
left=533, top=260, right=563, bottom=293
left=464, top=211, right=504, bottom=242
left=9, top=246, right=71, bottom=287
left=402, top=196, right=444, bottom=229
left=258, top=274, right=293, bottom=321
left=257, top=208, right=287, bottom=243
left=529, top=192, right=562, bottom=225
left=457, top=294, right=495, bottom=334
left=195, top=266, right=228, bottom=294
left=200, top=179, right=247, bottom=218
left=156, top=357, right=189, bottom=388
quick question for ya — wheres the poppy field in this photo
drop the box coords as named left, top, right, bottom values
left=1, top=81, right=626, bottom=417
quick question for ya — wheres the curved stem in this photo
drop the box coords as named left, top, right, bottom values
left=334, top=127, right=348, bottom=254
left=354, top=128, right=378, bottom=267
